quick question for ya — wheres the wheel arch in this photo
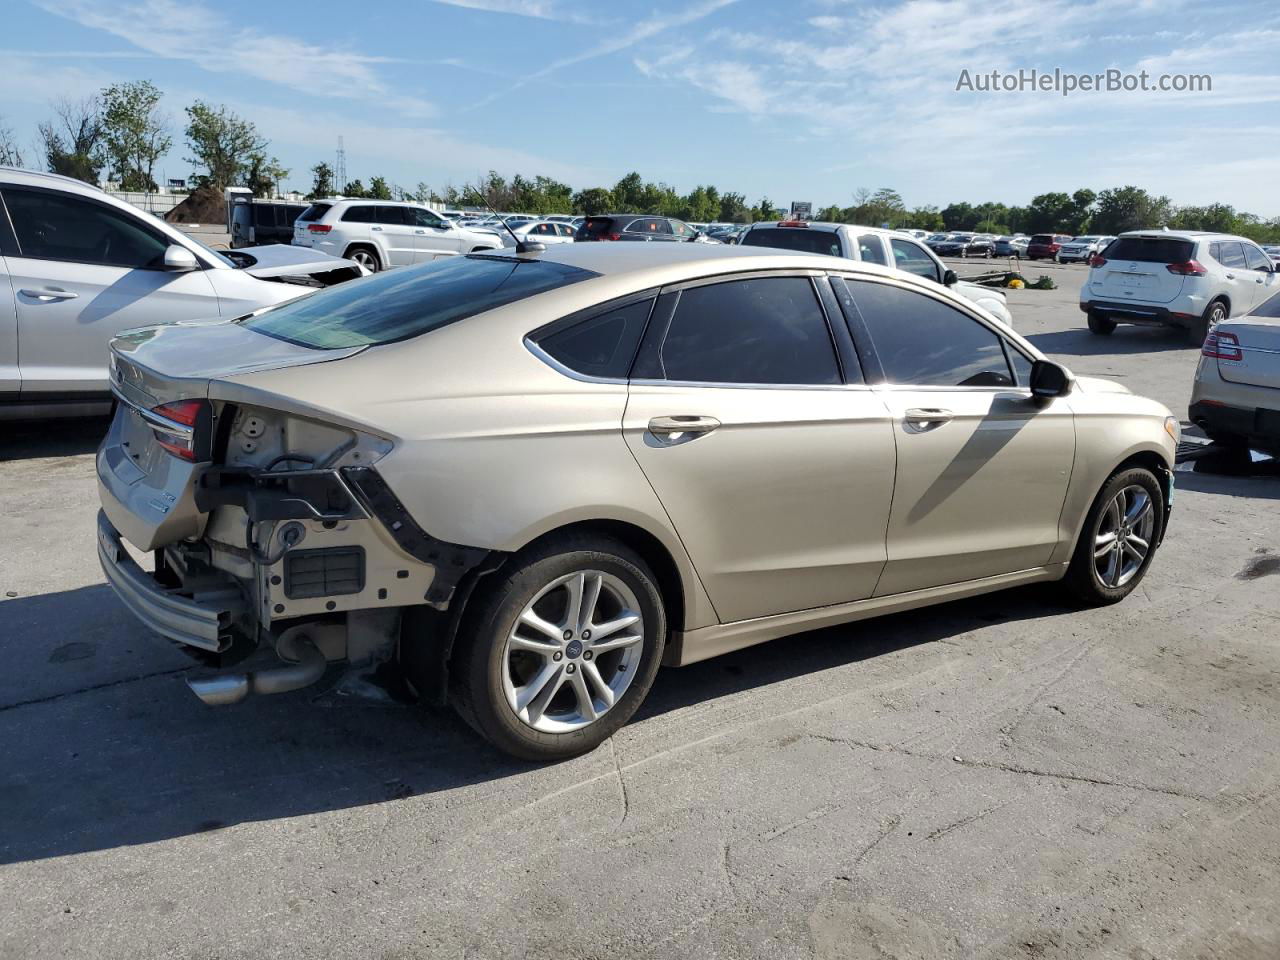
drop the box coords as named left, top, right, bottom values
left=343, top=241, right=381, bottom=265
left=1055, top=442, right=1174, bottom=566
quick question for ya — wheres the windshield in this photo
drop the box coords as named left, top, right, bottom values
left=240, top=254, right=599, bottom=349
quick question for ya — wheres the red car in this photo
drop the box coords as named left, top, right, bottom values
left=1026, top=233, right=1074, bottom=261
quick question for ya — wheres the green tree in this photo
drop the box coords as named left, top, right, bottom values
left=906, top=206, right=944, bottom=231
left=941, top=201, right=976, bottom=230
left=718, top=192, right=749, bottom=223
left=100, top=80, right=170, bottom=191
left=343, top=179, right=367, bottom=198
left=39, top=97, right=104, bottom=184
left=367, top=176, right=393, bottom=200
left=753, top=196, right=774, bottom=221
left=0, top=115, right=24, bottom=167
left=613, top=171, right=645, bottom=211
left=572, top=186, right=614, bottom=215
left=679, top=184, right=721, bottom=222
left=184, top=101, right=266, bottom=190
left=246, top=153, right=288, bottom=197
left=1092, top=186, right=1173, bottom=234
left=308, top=162, right=334, bottom=200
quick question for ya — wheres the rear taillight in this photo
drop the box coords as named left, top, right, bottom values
left=307, top=223, right=332, bottom=233
left=1166, top=260, right=1207, bottom=276
left=604, top=232, right=621, bottom=241
left=150, top=399, right=208, bottom=461
left=1088, top=254, right=1106, bottom=268
left=1202, top=330, right=1242, bottom=360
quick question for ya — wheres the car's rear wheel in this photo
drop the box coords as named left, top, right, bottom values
left=1087, top=310, right=1116, bottom=335
left=1189, top=299, right=1226, bottom=346
left=451, top=535, right=665, bottom=761
left=1062, top=467, right=1163, bottom=606
left=346, top=245, right=381, bottom=272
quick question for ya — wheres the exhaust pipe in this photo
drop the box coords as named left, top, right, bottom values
left=187, top=634, right=326, bottom=706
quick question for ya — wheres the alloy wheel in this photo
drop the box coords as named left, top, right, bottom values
left=1093, top=485, right=1156, bottom=588
left=351, top=249, right=379, bottom=271
left=502, top=570, right=645, bottom=733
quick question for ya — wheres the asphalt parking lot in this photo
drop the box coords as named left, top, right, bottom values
left=2, top=258, right=1279, bottom=960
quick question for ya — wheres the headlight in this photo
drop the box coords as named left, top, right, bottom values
left=1164, top=416, right=1181, bottom=444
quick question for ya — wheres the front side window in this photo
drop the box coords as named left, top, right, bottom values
left=1243, top=244, right=1272, bottom=271
left=241, top=255, right=598, bottom=349
left=889, top=238, right=940, bottom=282
left=411, top=208, right=446, bottom=228
left=4, top=187, right=171, bottom=269
left=857, top=235, right=887, bottom=265
left=670, top=220, right=695, bottom=238
left=536, top=299, right=653, bottom=379
left=656, top=277, right=840, bottom=385
left=846, top=279, right=1013, bottom=387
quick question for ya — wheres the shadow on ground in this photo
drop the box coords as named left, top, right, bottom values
left=0, top=581, right=1069, bottom=866
left=0, top=418, right=111, bottom=462
left=1027, top=327, right=1190, bottom=356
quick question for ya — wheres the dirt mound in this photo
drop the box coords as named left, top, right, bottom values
left=165, top=185, right=224, bottom=225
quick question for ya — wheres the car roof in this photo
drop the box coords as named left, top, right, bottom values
left=0, top=165, right=105, bottom=194
left=1116, top=229, right=1237, bottom=240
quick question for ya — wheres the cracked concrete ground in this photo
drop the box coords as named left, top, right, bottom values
left=2, top=265, right=1279, bottom=959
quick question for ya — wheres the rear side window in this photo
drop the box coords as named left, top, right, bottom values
left=1105, top=236, right=1194, bottom=263
left=241, top=255, right=599, bottom=349
left=375, top=206, right=409, bottom=225
left=4, top=187, right=170, bottom=269
left=536, top=299, right=653, bottom=379
left=740, top=227, right=842, bottom=257
left=857, top=234, right=887, bottom=265
left=847, top=280, right=1013, bottom=387
left=341, top=205, right=375, bottom=223
left=1216, top=242, right=1247, bottom=269
left=656, top=277, right=840, bottom=385
left=298, top=203, right=331, bottom=222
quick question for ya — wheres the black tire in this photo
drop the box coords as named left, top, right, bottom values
left=1188, top=299, right=1225, bottom=347
left=450, top=535, right=666, bottom=762
left=1087, top=310, right=1116, bottom=335
left=1062, top=467, right=1164, bottom=607
left=346, top=245, right=381, bottom=272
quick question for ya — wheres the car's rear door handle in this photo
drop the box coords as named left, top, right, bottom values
left=904, top=408, right=954, bottom=429
left=20, top=288, right=78, bottom=301
left=371, top=226, right=383, bottom=232
left=647, top=415, right=720, bottom=443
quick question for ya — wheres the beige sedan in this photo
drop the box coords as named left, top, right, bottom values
left=97, top=244, right=1179, bottom=760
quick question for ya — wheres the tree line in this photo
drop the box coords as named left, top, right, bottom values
left=2, top=84, right=1275, bottom=244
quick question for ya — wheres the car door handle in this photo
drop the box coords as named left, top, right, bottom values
left=904, top=408, right=954, bottom=428
left=20, top=288, right=78, bottom=301
left=415, top=229, right=426, bottom=234
left=647, top=415, right=721, bottom=442
left=371, top=226, right=383, bottom=231
left=1225, top=273, right=1235, bottom=279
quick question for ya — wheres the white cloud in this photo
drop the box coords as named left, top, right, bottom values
left=427, top=0, right=598, bottom=23
left=35, top=0, right=436, bottom=117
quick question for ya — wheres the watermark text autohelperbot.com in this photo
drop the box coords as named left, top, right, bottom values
left=956, top=68, right=1212, bottom=96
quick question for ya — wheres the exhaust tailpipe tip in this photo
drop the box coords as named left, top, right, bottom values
left=187, top=635, right=326, bottom=706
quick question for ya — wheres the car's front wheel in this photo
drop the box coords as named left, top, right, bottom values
left=451, top=535, right=666, bottom=761
left=1062, top=467, right=1164, bottom=606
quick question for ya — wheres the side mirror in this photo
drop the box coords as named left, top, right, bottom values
left=1029, top=359, right=1072, bottom=399
left=943, top=269, right=958, bottom=286
left=163, top=245, right=199, bottom=272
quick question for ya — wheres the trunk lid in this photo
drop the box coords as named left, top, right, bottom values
left=1088, top=235, right=1192, bottom=305
left=1214, top=315, right=1280, bottom=390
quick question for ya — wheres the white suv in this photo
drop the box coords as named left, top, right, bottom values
left=293, top=200, right=503, bottom=272
left=1080, top=230, right=1280, bottom=344
left=739, top=221, right=1014, bottom=326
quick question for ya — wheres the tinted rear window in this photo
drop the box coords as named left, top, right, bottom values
left=240, top=255, right=599, bottom=349
left=1030, top=235, right=1053, bottom=244
left=1105, top=237, right=1194, bottom=263
left=740, top=227, right=843, bottom=257
left=298, top=203, right=331, bottom=222
left=342, top=206, right=374, bottom=223
left=577, top=218, right=616, bottom=238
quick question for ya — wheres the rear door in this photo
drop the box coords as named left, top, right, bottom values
left=623, top=273, right=896, bottom=622
left=1, top=185, right=220, bottom=398
left=1088, top=235, right=1191, bottom=304
left=374, top=206, right=416, bottom=266
left=835, top=275, right=1074, bottom=595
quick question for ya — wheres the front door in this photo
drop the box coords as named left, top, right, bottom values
left=1, top=185, right=219, bottom=398
left=836, top=275, right=1074, bottom=596
left=623, top=274, right=896, bottom=623
left=410, top=207, right=464, bottom=260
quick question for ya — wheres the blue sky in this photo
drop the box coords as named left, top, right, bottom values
left=3, top=0, right=1278, bottom=214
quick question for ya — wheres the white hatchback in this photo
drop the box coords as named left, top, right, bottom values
left=293, top=199, right=503, bottom=272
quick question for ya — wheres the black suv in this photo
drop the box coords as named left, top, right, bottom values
left=575, top=214, right=702, bottom=242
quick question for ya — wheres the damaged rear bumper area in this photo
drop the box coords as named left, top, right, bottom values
left=98, top=461, right=500, bottom=705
